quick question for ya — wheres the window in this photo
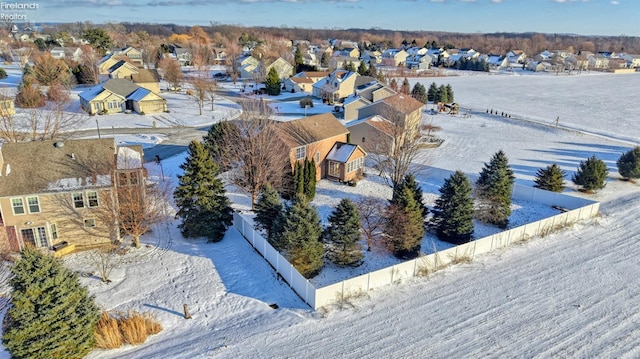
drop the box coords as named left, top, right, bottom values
left=27, top=196, right=40, bottom=213
left=84, top=218, right=96, bottom=228
left=118, top=171, right=140, bottom=186
left=11, top=198, right=24, bottom=215
left=315, top=152, right=320, bottom=163
left=50, top=224, right=58, bottom=240
left=87, top=191, right=99, bottom=207
left=295, top=146, right=306, bottom=160
left=347, top=157, right=365, bottom=173
left=328, top=161, right=340, bottom=177
left=73, top=193, right=84, bottom=208
left=129, top=172, right=139, bottom=185
left=118, top=172, right=128, bottom=186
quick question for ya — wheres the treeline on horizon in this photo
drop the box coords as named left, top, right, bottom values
left=41, top=21, right=640, bottom=54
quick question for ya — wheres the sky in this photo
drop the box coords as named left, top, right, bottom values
left=6, top=0, right=639, bottom=37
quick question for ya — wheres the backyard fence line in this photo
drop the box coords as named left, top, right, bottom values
left=232, top=184, right=599, bottom=310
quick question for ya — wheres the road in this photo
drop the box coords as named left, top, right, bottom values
left=70, top=125, right=211, bottom=163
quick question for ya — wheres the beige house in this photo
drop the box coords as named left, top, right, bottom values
left=97, top=55, right=130, bottom=75
left=357, top=94, right=424, bottom=137
left=108, top=60, right=140, bottom=79
left=0, top=138, right=145, bottom=254
left=276, top=113, right=366, bottom=182
left=0, top=95, right=15, bottom=116
left=312, top=70, right=359, bottom=103
left=283, top=71, right=330, bottom=93
left=346, top=114, right=395, bottom=153
left=341, top=81, right=396, bottom=121
left=79, top=78, right=167, bottom=115
left=130, top=69, right=161, bottom=94
left=382, top=49, right=409, bottom=67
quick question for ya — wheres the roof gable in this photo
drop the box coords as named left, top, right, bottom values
left=276, top=113, right=348, bottom=148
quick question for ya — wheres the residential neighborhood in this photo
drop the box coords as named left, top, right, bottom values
left=0, top=14, right=638, bottom=359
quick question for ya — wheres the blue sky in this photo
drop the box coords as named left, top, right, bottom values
left=14, top=0, right=639, bottom=37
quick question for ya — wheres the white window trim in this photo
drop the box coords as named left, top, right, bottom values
left=295, top=146, right=306, bottom=160
left=11, top=197, right=25, bottom=215
left=72, top=192, right=85, bottom=209
left=26, top=196, right=40, bottom=214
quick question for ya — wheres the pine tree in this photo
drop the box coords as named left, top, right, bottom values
left=617, top=146, right=640, bottom=180
left=303, top=159, right=317, bottom=201
left=277, top=196, right=324, bottom=278
left=427, top=82, right=438, bottom=102
left=432, top=171, right=474, bottom=244
left=401, top=77, right=411, bottom=95
left=437, top=84, right=449, bottom=103
left=320, top=52, right=329, bottom=68
left=324, top=198, right=363, bottom=266
left=343, top=61, right=356, bottom=72
left=254, top=183, right=282, bottom=241
left=475, top=150, right=515, bottom=229
left=294, top=46, right=303, bottom=68
left=202, top=120, right=234, bottom=171
left=174, top=140, right=233, bottom=242
left=2, top=247, right=100, bottom=359
left=533, top=163, right=566, bottom=192
left=394, top=174, right=428, bottom=219
left=446, top=84, right=454, bottom=103
left=357, top=60, right=368, bottom=76
left=389, top=78, right=398, bottom=92
left=368, top=61, right=377, bottom=78
left=411, top=82, right=427, bottom=104
left=385, top=187, right=424, bottom=259
left=264, top=67, right=281, bottom=96
left=572, top=155, right=608, bottom=191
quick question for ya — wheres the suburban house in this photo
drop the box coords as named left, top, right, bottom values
left=506, top=50, right=527, bottom=64
left=312, top=70, right=375, bottom=103
left=174, top=48, right=193, bottom=66
left=238, top=56, right=293, bottom=81
left=357, top=94, right=424, bottom=137
left=0, top=138, right=145, bottom=254
left=50, top=47, right=83, bottom=62
left=283, top=71, right=330, bottom=94
left=346, top=114, right=396, bottom=153
left=108, top=60, right=140, bottom=79
left=97, top=55, right=131, bottom=75
left=109, top=46, right=144, bottom=67
left=265, top=57, right=295, bottom=80
left=360, top=50, right=382, bottom=64
left=406, top=54, right=433, bottom=70
left=79, top=78, right=167, bottom=115
left=382, top=49, right=409, bottom=67
left=130, top=69, right=162, bottom=93
left=333, top=47, right=360, bottom=59
left=275, top=113, right=366, bottom=183
left=342, top=81, right=396, bottom=121
left=328, top=57, right=361, bottom=71
left=0, top=95, right=15, bottom=116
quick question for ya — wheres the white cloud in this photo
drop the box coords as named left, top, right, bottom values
left=611, top=0, right=619, bottom=4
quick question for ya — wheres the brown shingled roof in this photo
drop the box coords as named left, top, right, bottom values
left=382, top=94, right=424, bottom=114
left=131, top=69, right=160, bottom=83
left=276, top=113, right=348, bottom=148
left=0, top=138, right=116, bottom=197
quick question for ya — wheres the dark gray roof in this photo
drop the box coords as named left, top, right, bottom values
left=103, top=79, right=140, bottom=98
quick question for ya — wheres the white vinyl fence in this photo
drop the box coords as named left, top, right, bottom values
left=233, top=185, right=599, bottom=310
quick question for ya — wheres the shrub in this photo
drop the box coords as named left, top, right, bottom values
left=95, top=310, right=162, bottom=349
left=118, top=311, right=148, bottom=345
left=299, top=97, right=314, bottom=108
left=0, top=68, right=7, bottom=80
left=15, top=83, right=45, bottom=108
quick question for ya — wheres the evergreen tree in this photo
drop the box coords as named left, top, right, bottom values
left=432, top=171, right=474, bottom=244
left=174, top=140, right=233, bottom=242
left=446, top=84, right=454, bottom=103
left=475, top=150, right=515, bottom=229
left=393, top=174, right=428, bottom=219
left=2, top=247, right=100, bottom=359
left=254, top=183, right=283, bottom=241
left=617, top=146, right=640, bottom=180
left=437, top=84, right=449, bottom=103
left=277, top=196, right=324, bottom=278
left=303, top=159, right=317, bottom=201
left=368, top=61, right=377, bottom=78
left=385, top=187, right=424, bottom=259
left=202, top=120, right=234, bottom=171
left=400, top=77, right=411, bottom=95
left=427, top=82, right=438, bottom=103
left=0, top=68, right=7, bottom=80
left=343, top=61, right=356, bottom=72
left=320, top=52, right=330, bottom=68
left=357, top=60, right=368, bottom=76
left=294, top=46, right=303, bottom=69
left=324, top=198, right=363, bottom=266
left=264, top=67, right=281, bottom=96
left=533, top=163, right=566, bottom=192
left=411, top=82, right=428, bottom=104
left=389, top=78, right=398, bottom=92
left=572, top=155, right=608, bottom=191
left=293, top=161, right=304, bottom=197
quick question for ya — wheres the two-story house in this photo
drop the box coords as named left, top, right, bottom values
left=0, top=138, right=145, bottom=254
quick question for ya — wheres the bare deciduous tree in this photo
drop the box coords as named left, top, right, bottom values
left=219, top=99, right=289, bottom=207
left=157, top=57, right=183, bottom=90
left=32, top=52, right=74, bottom=88
left=355, top=196, right=386, bottom=252
left=88, top=244, right=124, bottom=283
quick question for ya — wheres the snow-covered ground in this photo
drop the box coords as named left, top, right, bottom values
left=2, top=69, right=640, bottom=358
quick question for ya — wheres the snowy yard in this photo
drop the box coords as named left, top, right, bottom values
left=2, top=70, right=640, bottom=358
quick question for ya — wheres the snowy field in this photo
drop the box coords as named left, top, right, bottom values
left=2, top=70, right=640, bottom=358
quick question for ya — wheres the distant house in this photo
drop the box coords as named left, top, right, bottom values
left=506, top=50, right=527, bottom=65
left=108, top=60, right=140, bottom=79
left=406, top=54, right=433, bottom=70
left=50, top=47, right=83, bottom=62
left=275, top=113, right=366, bottom=183
left=78, top=78, right=167, bottom=115
left=526, top=61, right=545, bottom=72
left=174, top=48, right=193, bottom=66
left=360, top=50, right=382, bottom=65
left=109, top=46, right=144, bottom=67
left=0, top=95, right=15, bottom=116
left=266, top=57, right=295, bottom=80
left=382, top=49, right=409, bottom=67
left=342, top=80, right=396, bottom=121
left=283, top=71, right=330, bottom=94
left=0, top=138, right=145, bottom=253
left=334, top=47, right=360, bottom=59
left=329, top=56, right=361, bottom=71
left=485, top=55, right=509, bottom=70
left=97, top=55, right=130, bottom=75
left=312, top=70, right=375, bottom=104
